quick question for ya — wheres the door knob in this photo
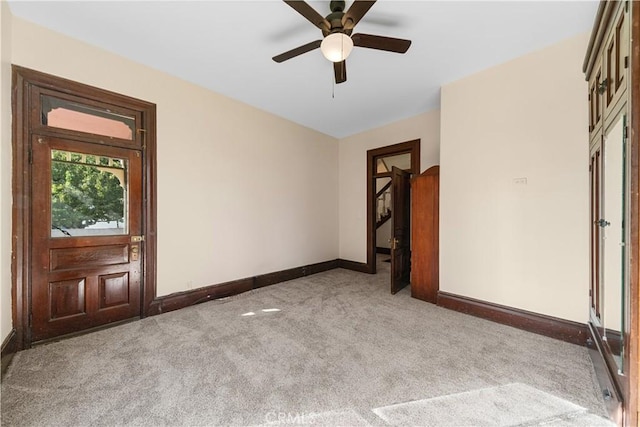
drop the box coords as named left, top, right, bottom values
left=597, top=219, right=611, bottom=227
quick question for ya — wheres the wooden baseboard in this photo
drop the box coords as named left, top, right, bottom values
left=437, top=291, right=589, bottom=346
left=376, top=247, right=391, bottom=255
left=1, top=329, right=17, bottom=377
left=337, top=259, right=371, bottom=273
left=153, top=260, right=339, bottom=314
left=254, top=260, right=339, bottom=289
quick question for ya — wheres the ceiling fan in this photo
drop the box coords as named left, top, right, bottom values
left=272, top=0, right=412, bottom=84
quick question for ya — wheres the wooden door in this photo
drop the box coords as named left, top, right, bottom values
left=390, top=166, right=411, bottom=294
left=410, top=166, right=439, bottom=303
left=30, top=136, right=143, bottom=341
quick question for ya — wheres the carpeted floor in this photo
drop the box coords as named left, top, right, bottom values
left=1, top=259, right=612, bottom=426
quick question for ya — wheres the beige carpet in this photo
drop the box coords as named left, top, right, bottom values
left=372, top=383, right=614, bottom=426
left=1, top=261, right=610, bottom=426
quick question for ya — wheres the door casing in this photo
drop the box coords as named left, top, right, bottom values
left=366, top=140, right=420, bottom=274
left=11, top=66, right=158, bottom=349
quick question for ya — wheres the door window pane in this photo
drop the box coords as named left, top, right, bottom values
left=376, top=153, right=411, bottom=174
left=42, top=95, right=135, bottom=140
left=51, top=149, right=128, bottom=237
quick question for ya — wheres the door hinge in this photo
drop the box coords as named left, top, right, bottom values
left=136, top=128, right=147, bottom=147
left=624, top=126, right=629, bottom=139
left=28, top=149, right=33, bottom=164
left=28, top=313, right=33, bottom=327
left=625, top=1, right=629, bottom=12
left=625, top=56, right=629, bottom=69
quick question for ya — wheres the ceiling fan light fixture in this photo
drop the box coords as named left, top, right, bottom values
left=320, top=33, right=354, bottom=62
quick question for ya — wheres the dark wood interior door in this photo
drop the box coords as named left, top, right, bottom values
left=391, top=166, right=411, bottom=294
left=410, top=166, right=439, bottom=303
left=30, top=135, right=143, bottom=341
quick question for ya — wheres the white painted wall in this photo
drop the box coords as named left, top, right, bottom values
left=376, top=220, right=391, bottom=250
left=440, top=34, right=589, bottom=323
left=338, top=110, right=440, bottom=263
left=1, top=0, right=14, bottom=343
left=9, top=16, right=339, bottom=298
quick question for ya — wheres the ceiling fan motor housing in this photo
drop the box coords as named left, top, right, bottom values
left=324, top=1, right=350, bottom=37
left=329, top=1, right=345, bottom=13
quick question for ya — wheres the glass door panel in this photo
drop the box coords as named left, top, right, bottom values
left=602, top=115, right=626, bottom=371
left=50, top=149, right=128, bottom=237
left=42, top=95, right=136, bottom=140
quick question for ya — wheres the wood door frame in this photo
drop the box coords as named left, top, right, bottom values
left=366, top=140, right=420, bottom=274
left=11, top=66, right=157, bottom=349
left=626, top=2, right=639, bottom=424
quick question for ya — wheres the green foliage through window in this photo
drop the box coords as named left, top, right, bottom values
left=51, top=150, right=126, bottom=230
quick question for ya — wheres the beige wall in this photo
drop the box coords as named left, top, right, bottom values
left=338, top=111, right=440, bottom=262
left=9, top=17, right=339, bottom=300
left=440, top=33, right=589, bottom=322
left=1, top=1, right=14, bottom=343
left=376, top=220, right=391, bottom=250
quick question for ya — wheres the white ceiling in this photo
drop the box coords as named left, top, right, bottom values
left=7, top=0, right=598, bottom=138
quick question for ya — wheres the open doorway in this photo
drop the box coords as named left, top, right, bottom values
left=366, top=140, right=420, bottom=291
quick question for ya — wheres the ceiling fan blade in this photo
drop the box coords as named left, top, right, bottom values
left=351, top=33, right=411, bottom=53
left=272, top=40, right=322, bottom=63
left=284, top=1, right=330, bottom=32
left=342, top=1, right=377, bottom=30
left=334, top=61, right=347, bottom=84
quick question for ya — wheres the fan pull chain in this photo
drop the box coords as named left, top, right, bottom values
left=335, top=37, right=344, bottom=98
